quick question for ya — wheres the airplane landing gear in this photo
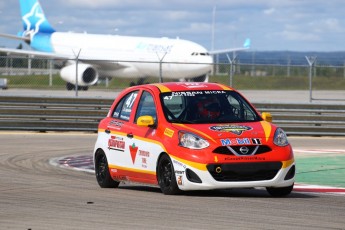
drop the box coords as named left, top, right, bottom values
left=130, top=78, right=149, bottom=86
left=66, top=82, right=88, bottom=91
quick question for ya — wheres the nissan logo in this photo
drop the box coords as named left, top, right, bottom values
left=239, top=146, right=250, bottom=155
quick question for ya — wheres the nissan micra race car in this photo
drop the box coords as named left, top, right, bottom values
left=93, top=82, right=295, bottom=196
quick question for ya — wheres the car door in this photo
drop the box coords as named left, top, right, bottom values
left=122, top=90, right=163, bottom=184
left=105, top=90, right=139, bottom=172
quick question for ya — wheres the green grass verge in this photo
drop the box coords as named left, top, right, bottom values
left=2, top=74, right=345, bottom=90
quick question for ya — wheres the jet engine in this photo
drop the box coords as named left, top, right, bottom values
left=60, top=63, right=99, bottom=86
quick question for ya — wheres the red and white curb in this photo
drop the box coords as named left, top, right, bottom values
left=49, top=155, right=95, bottom=174
left=295, top=149, right=345, bottom=154
left=293, top=148, right=345, bottom=195
left=294, top=183, right=345, bottom=195
left=50, top=155, right=345, bottom=196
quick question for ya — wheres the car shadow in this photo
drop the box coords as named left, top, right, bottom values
left=182, top=188, right=317, bottom=198
left=117, top=184, right=318, bottom=198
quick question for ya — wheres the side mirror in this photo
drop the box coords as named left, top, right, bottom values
left=261, top=112, right=272, bottom=122
left=137, top=115, right=155, bottom=127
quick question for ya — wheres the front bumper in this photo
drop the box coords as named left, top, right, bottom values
left=172, top=158, right=295, bottom=191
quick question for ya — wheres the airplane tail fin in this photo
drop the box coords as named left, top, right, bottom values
left=19, top=0, right=55, bottom=39
left=243, top=38, right=251, bottom=49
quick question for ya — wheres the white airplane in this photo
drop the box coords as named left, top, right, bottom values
left=0, top=0, right=250, bottom=90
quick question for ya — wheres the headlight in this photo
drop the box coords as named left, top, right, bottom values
left=273, top=128, right=289, bottom=146
left=178, top=131, right=209, bottom=149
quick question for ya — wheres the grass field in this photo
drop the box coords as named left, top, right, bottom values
left=2, top=73, right=345, bottom=90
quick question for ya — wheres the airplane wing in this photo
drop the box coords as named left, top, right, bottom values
left=0, top=46, right=129, bottom=69
left=0, top=33, right=30, bottom=42
left=208, top=38, right=251, bottom=55
left=0, top=47, right=70, bottom=59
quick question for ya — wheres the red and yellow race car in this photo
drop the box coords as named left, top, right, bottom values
left=93, top=82, right=295, bottom=196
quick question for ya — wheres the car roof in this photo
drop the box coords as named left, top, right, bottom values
left=149, top=82, right=234, bottom=93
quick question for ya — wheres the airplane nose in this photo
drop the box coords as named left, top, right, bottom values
left=194, top=57, right=213, bottom=73
left=195, top=55, right=213, bottom=64
left=206, top=55, right=213, bottom=64
left=202, top=56, right=213, bottom=69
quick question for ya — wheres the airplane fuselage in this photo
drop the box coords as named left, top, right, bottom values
left=31, top=32, right=213, bottom=79
left=0, top=0, right=247, bottom=89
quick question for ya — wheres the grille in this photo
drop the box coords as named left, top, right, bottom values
left=213, top=145, right=272, bottom=155
left=207, top=162, right=282, bottom=182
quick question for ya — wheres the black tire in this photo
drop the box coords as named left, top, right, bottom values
left=66, top=82, right=74, bottom=90
left=95, top=151, right=120, bottom=188
left=266, top=184, right=294, bottom=197
left=157, top=154, right=181, bottom=195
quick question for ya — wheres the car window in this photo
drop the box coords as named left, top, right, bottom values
left=162, top=95, right=185, bottom=119
left=135, top=91, right=157, bottom=123
left=112, top=91, right=138, bottom=121
left=226, top=93, right=257, bottom=121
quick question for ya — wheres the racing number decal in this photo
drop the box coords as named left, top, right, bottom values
left=125, top=93, right=137, bottom=108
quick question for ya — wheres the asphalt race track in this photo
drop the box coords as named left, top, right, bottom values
left=0, top=132, right=344, bottom=229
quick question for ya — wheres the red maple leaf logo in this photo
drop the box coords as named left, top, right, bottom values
left=129, top=143, right=138, bottom=164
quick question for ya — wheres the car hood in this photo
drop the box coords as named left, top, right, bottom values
left=172, top=121, right=276, bottom=143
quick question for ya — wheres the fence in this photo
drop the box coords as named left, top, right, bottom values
left=2, top=55, right=345, bottom=78
left=0, top=96, right=344, bottom=136
left=1, top=54, right=345, bottom=105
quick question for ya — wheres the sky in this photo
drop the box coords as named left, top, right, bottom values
left=0, top=0, right=344, bottom=52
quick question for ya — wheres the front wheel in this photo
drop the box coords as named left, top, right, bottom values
left=95, top=151, right=120, bottom=188
left=266, top=184, right=294, bottom=197
left=157, top=154, right=181, bottom=195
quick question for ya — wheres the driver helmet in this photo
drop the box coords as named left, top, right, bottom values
left=196, top=96, right=220, bottom=119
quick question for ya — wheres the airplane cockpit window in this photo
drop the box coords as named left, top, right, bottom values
left=191, top=52, right=210, bottom=56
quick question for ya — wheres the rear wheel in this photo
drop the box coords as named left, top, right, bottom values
left=266, top=184, right=294, bottom=197
left=95, top=151, right=120, bottom=188
left=157, top=154, right=181, bottom=195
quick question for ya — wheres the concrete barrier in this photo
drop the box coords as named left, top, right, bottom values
left=0, top=96, right=345, bottom=136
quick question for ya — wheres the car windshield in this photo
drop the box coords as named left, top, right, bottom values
left=160, top=90, right=261, bottom=124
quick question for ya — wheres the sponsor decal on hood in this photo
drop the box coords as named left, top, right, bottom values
left=209, top=125, right=252, bottom=135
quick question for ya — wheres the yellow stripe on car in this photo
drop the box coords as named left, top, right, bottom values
left=153, top=83, right=171, bottom=93
left=260, top=121, right=272, bottom=142
left=170, top=155, right=207, bottom=171
left=282, top=158, right=295, bottom=168
left=109, top=164, right=156, bottom=175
